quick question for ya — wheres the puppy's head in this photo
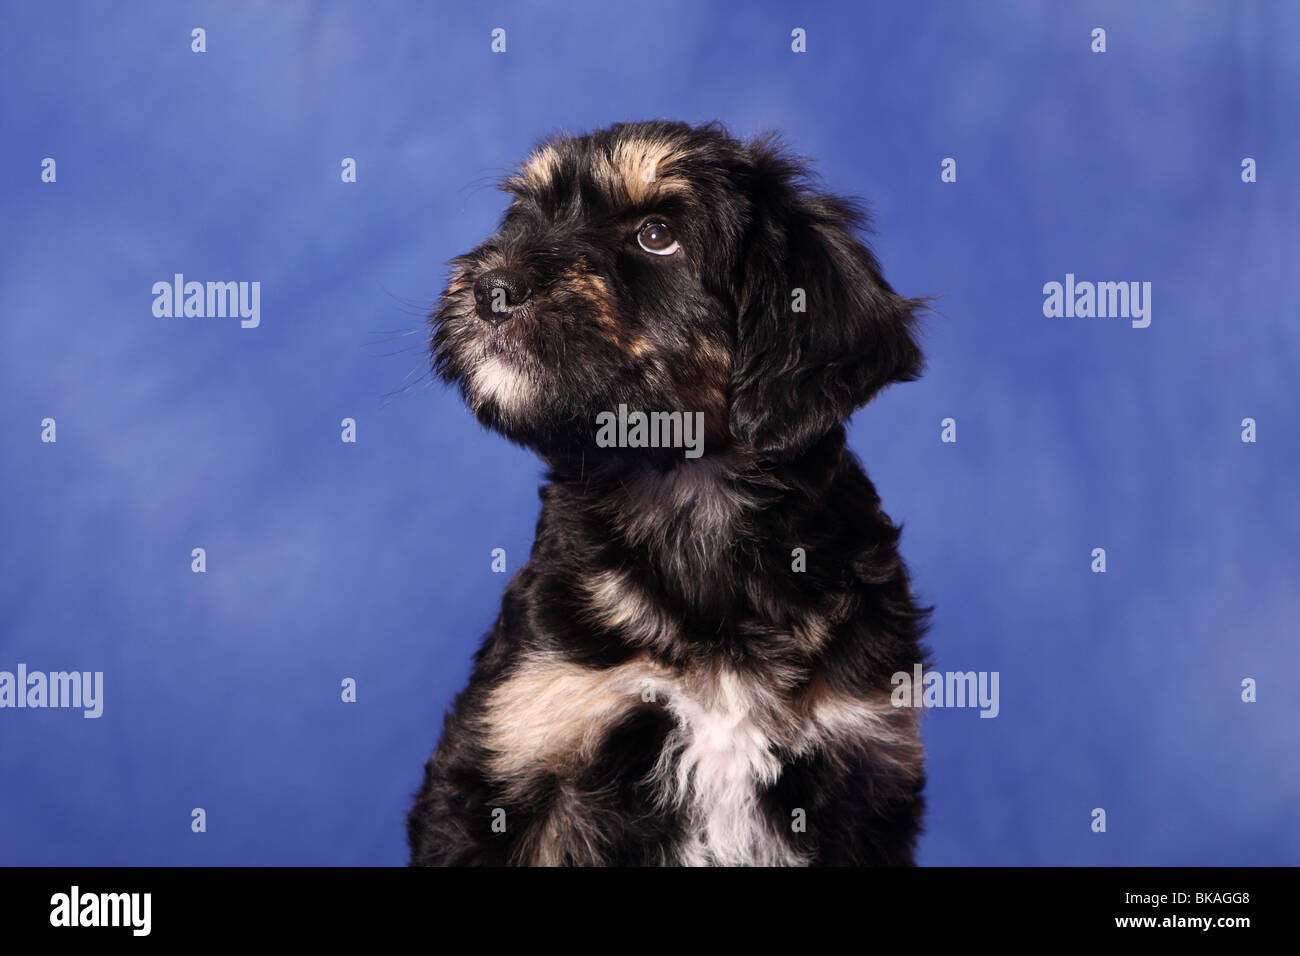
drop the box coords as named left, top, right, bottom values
left=429, top=120, right=923, bottom=462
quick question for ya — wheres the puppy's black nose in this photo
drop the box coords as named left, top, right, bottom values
left=473, top=269, right=532, bottom=324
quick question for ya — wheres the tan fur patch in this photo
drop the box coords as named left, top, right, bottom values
left=555, top=260, right=619, bottom=331
left=516, top=142, right=563, bottom=192
left=625, top=335, right=655, bottom=357
left=480, top=650, right=675, bottom=865
left=480, top=652, right=668, bottom=789
left=596, top=133, right=691, bottom=204
left=554, top=261, right=664, bottom=359
left=791, top=677, right=924, bottom=779
left=579, top=568, right=679, bottom=651
left=513, top=133, right=691, bottom=205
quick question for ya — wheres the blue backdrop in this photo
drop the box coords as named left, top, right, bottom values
left=2, top=0, right=1296, bottom=866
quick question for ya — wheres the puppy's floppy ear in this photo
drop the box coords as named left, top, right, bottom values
left=729, top=142, right=925, bottom=460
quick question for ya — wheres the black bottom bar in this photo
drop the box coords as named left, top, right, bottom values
left=0, top=866, right=1281, bottom=942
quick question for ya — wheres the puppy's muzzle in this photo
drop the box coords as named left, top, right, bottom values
left=473, top=268, right=532, bottom=325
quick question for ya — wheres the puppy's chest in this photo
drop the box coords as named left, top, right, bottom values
left=649, top=672, right=804, bottom=866
left=484, top=652, right=824, bottom=865
left=481, top=647, right=911, bottom=865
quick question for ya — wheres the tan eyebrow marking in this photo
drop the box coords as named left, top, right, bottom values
left=507, top=133, right=692, bottom=205
left=511, top=142, right=563, bottom=193
left=594, top=133, right=692, bottom=204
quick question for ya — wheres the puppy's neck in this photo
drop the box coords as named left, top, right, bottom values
left=542, top=429, right=848, bottom=610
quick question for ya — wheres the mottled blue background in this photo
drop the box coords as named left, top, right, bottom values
left=2, top=0, right=1296, bottom=865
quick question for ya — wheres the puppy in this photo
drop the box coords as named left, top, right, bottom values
left=408, top=120, right=929, bottom=866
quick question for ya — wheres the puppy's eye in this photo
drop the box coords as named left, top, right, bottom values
left=636, top=221, right=678, bottom=256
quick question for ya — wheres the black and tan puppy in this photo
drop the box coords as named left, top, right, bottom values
left=409, top=120, right=929, bottom=866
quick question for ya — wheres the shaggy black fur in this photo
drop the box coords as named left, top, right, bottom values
left=409, top=120, right=929, bottom=866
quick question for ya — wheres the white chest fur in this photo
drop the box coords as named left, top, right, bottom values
left=651, top=669, right=808, bottom=867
